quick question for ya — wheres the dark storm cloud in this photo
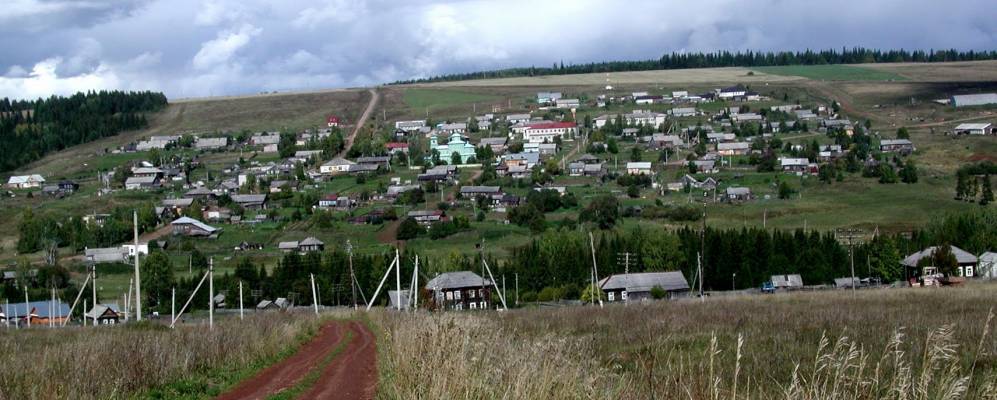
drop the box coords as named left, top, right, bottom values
left=0, top=0, right=994, bottom=99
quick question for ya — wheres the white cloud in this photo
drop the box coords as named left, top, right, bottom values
left=192, top=24, right=262, bottom=70
left=0, top=58, right=121, bottom=99
left=292, top=0, right=367, bottom=29
left=0, top=0, right=995, bottom=99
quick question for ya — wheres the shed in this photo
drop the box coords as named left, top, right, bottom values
left=771, top=274, right=804, bottom=289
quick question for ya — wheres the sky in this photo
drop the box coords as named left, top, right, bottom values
left=1, top=0, right=995, bottom=100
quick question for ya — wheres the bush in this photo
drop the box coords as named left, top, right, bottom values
left=650, top=285, right=667, bottom=299
left=396, top=217, right=424, bottom=240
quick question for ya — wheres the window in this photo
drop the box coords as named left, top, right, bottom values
left=454, top=290, right=461, bottom=300
left=469, top=289, right=476, bottom=299
left=469, top=302, right=477, bottom=310
left=456, top=303, right=463, bottom=310
left=445, top=291, right=453, bottom=301
left=608, top=291, right=615, bottom=302
left=478, top=289, right=484, bottom=298
left=965, top=266, right=974, bottom=277
left=621, top=291, right=628, bottom=300
left=480, top=301, right=486, bottom=309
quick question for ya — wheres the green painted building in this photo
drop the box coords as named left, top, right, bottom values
left=430, top=132, right=477, bottom=164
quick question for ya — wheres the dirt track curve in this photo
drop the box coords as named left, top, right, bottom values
left=216, top=320, right=377, bottom=400
left=339, top=88, right=379, bottom=157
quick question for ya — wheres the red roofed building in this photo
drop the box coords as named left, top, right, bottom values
left=386, top=142, right=409, bottom=154
left=521, top=121, right=577, bottom=143
left=327, top=116, right=341, bottom=127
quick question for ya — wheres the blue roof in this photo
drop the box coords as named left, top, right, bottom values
left=2, top=301, right=71, bottom=318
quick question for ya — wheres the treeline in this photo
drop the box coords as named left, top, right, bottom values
left=503, top=209, right=997, bottom=295
left=393, top=48, right=997, bottom=84
left=17, top=205, right=159, bottom=254
left=0, top=90, right=167, bottom=172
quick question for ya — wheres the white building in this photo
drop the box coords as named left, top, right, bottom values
left=6, top=174, right=46, bottom=189
left=953, top=123, right=992, bottom=135
left=320, top=158, right=355, bottom=175
left=626, top=162, right=653, bottom=175
left=395, top=120, right=426, bottom=132
left=520, top=122, right=577, bottom=143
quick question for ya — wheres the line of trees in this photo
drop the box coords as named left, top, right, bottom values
left=503, top=208, right=997, bottom=296
left=393, top=48, right=997, bottom=84
left=0, top=90, right=167, bottom=172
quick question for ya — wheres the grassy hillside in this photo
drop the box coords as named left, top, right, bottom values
left=752, top=64, right=907, bottom=81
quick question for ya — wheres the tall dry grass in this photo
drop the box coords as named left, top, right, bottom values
left=0, top=313, right=322, bottom=399
left=373, top=283, right=997, bottom=399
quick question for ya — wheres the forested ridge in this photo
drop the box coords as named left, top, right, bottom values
left=393, top=47, right=997, bottom=84
left=0, top=90, right=168, bottom=172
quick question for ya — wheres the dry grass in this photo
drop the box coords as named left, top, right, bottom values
left=0, top=313, right=323, bottom=400
left=409, top=67, right=802, bottom=88
left=373, top=283, right=997, bottom=399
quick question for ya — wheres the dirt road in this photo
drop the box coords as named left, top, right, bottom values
left=216, top=320, right=377, bottom=400
left=300, top=321, right=377, bottom=400
left=340, top=88, right=379, bottom=157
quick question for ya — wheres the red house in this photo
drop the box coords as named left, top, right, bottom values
left=327, top=116, right=341, bottom=127
left=386, top=142, right=409, bottom=154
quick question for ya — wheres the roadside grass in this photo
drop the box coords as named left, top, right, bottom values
left=402, top=88, right=499, bottom=111
left=373, top=282, right=997, bottom=399
left=753, top=65, right=907, bottom=81
left=0, top=313, right=322, bottom=400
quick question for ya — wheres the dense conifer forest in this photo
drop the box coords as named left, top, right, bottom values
left=394, top=47, right=997, bottom=84
left=0, top=90, right=168, bottom=172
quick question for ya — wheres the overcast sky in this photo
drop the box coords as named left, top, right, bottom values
left=1, top=0, right=995, bottom=100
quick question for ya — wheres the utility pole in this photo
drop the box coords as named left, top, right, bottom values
left=208, top=258, right=214, bottom=330
left=25, top=287, right=30, bottom=328
left=617, top=252, right=633, bottom=275
left=346, top=240, right=357, bottom=309
left=239, top=281, right=244, bottom=320
left=698, top=252, right=704, bottom=302
left=836, top=228, right=864, bottom=295
left=133, top=211, right=142, bottom=321
left=515, top=273, right=519, bottom=307
left=589, top=232, right=600, bottom=306
left=395, top=249, right=401, bottom=311
left=91, top=262, right=97, bottom=327
left=311, top=273, right=319, bottom=315
left=171, top=287, right=175, bottom=324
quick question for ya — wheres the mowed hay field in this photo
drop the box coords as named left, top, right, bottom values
left=412, top=67, right=803, bottom=88
left=16, top=89, right=370, bottom=178
left=374, top=283, right=997, bottom=399
left=863, top=60, right=997, bottom=82
left=752, top=65, right=907, bottom=81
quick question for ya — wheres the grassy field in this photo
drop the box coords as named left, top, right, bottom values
left=0, top=313, right=326, bottom=399
left=374, top=282, right=997, bottom=399
left=753, top=65, right=907, bottom=81
left=402, top=88, right=499, bottom=111
left=410, top=67, right=803, bottom=87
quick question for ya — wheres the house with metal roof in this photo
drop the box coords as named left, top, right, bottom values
left=425, top=271, right=493, bottom=311
left=85, top=303, right=123, bottom=325
left=171, top=217, right=221, bottom=237
left=771, top=274, right=804, bottom=290
left=195, top=137, right=228, bottom=150
left=3, top=301, right=71, bottom=326
left=599, top=271, right=690, bottom=302
left=230, top=194, right=268, bottom=209
left=901, top=245, right=978, bottom=277
left=880, top=139, right=915, bottom=154
left=5, top=174, right=46, bottom=189
left=725, top=187, right=752, bottom=202
left=84, top=247, right=129, bottom=263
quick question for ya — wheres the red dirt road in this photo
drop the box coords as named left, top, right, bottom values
left=216, top=320, right=377, bottom=400
left=299, top=321, right=378, bottom=400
